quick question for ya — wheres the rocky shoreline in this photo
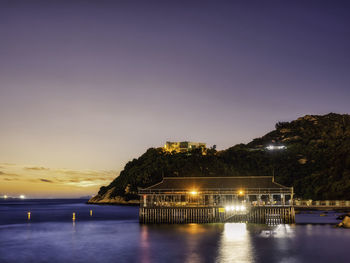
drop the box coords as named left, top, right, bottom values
left=87, top=187, right=139, bottom=205
left=87, top=199, right=139, bottom=206
left=337, top=214, right=350, bottom=228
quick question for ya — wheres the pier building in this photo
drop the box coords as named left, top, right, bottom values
left=139, top=176, right=295, bottom=224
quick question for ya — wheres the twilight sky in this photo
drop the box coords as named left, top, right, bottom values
left=1, top=0, right=349, bottom=197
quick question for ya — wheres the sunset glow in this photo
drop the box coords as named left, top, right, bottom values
left=0, top=163, right=116, bottom=198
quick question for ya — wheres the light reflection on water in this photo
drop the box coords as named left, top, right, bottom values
left=216, top=223, right=253, bottom=263
left=140, top=226, right=151, bottom=263
left=1, top=200, right=350, bottom=263
left=0, top=220, right=350, bottom=263
left=258, top=224, right=295, bottom=239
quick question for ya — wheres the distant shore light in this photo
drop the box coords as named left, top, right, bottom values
left=190, top=190, right=198, bottom=195
left=19, top=195, right=25, bottom=199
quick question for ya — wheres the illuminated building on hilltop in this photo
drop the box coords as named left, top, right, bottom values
left=164, top=141, right=206, bottom=153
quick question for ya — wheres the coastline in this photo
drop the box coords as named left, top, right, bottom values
left=87, top=194, right=139, bottom=206
left=87, top=200, right=139, bottom=206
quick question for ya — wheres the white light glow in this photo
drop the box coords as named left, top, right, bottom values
left=266, top=145, right=286, bottom=151
left=19, top=195, right=25, bottom=199
left=259, top=224, right=295, bottom=238
left=217, top=223, right=253, bottom=262
left=226, top=205, right=246, bottom=212
left=223, top=223, right=247, bottom=241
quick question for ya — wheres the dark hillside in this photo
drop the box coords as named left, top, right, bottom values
left=89, top=113, right=350, bottom=204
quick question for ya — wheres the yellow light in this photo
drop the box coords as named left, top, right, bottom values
left=190, top=190, right=198, bottom=195
left=27, top=212, right=31, bottom=220
left=90, top=210, right=93, bottom=216
left=4, top=195, right=7, bottom=199
left=20, top=195, right=25, bottom=199
left=238, top=190, right=244, bottom=196
left=72, top=212, right=76, bottom=221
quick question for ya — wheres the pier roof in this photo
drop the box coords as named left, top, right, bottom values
left=142, top=176, right=290, bottom=191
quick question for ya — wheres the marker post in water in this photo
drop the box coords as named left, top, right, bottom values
left=72, top=212, right=76, bottom=221
left=90, top=210, right=93, bottom=216
left=27, top=212, right=31, bottom=220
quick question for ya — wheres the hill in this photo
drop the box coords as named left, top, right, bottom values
left=89, top=113, right=350, bottom=204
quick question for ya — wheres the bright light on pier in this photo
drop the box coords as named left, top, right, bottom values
left=19, top=195, right=25, bottom=199
left=190, top=190, right=198, bottom=195
left=225, top=205, right=246, bottom=212
left=225, top=206, right=234, bottom=212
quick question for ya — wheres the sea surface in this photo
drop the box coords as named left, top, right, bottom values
left=0, top=199, right=349, bottom=263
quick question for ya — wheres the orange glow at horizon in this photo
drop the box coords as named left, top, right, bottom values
left=0, top=163, right=117, bottom=198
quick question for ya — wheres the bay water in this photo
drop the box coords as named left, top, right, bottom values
left=0, top=199, right=349, bottom=263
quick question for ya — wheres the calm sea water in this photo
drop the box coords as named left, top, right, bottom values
left=0, top=199, right=349, bottom=263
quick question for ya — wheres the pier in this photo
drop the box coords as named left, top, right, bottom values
left=294, top=200, right=350, bottom=210
left=139, top=176, right=295, bottom=224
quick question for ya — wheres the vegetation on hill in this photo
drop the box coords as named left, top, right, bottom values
left=90, top=113, right=350, bottom=203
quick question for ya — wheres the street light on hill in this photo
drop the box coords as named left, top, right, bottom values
left=266, top=145, right=287, bottom=151
left=266, top=144, right=287, bottom=177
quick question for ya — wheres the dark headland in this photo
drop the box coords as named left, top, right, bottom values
left=89, top=113, right=350, bottom=205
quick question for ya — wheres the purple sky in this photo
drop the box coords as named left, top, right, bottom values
left=0, top=0, right=349, bottom=196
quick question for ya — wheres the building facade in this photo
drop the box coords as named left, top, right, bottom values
left=164, top=141, right=206, bottom=153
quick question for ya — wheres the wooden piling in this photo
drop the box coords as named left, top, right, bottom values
left=140, top=206, right=295, bottom=224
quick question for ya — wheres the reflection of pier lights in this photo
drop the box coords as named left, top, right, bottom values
left=217, top=223, right=253, bottom=262
left=224, top=223, right=246, bottom=241
left=139, top=226, right=151, bottom=263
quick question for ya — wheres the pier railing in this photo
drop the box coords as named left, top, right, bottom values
left=294, top=200, right=350, bottom=208
left=140, top=200, right=293, bottom=208
left=139, top=187, right=293, bottom=195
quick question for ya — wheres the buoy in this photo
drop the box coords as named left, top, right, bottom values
left=72, top=212, right=76, bottom=221
left=90, top=210, right=93, bottom=216
left=27, top=212, right=31, bottom=220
